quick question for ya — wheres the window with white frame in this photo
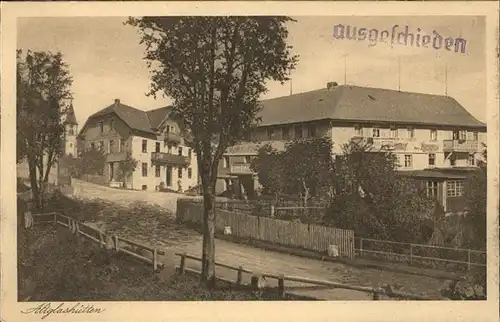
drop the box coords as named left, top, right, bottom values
left=372, top=128, right=380, bottom=138
left=142, top=140, right=148, bottom=153
left=307, top=124, right=316, bottom=138
left=473, top=132, right=479, bottom=141
left=155, top=165, right=161, bottom=177
left=430, top=129, right=437, bottom=141
left=294, top=125, right=302, bottom=139
left=428, top=153, right=436, bottom=167
left=407, top=128, right=415, bottom=139
left=468, top=154, right=476, bottom=166
left=354, top=125, right=363, bottom=137
left=426, top=181, right=439, bottom=198
left=390, top=127, right=398, bottom=138
left=446, top=180, right=464, bottom=197
left=244, top=155, right=251, bottom=164
left=459, top=130, right=467, bottom=141
left=188, top=168, right=192, bottom=179
left=404, top=154, right=412, bottom=168
left=267, top=127, right=275, bottom=140
left=142, top=162, right=148, bottom=177
left=282, top=127, right=290, bottom=140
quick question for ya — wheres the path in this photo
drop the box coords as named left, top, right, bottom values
left=159, top=239, right=447, bottom=300
left=67, top=180, right=448, bottom=300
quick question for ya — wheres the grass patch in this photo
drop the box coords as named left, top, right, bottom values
left=18, top=223, right=311, bottom=301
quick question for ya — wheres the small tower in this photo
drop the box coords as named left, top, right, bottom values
left=64, top=102, right=78, bottom=157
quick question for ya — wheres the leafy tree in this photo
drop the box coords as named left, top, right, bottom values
left=282, top=137, right=334, bottom=205
left=117, top=154, right=139, bottom=186
left=128, top=16, right=297, bottom=285
left=462, top=144, right=487, bottom=250
left=327, top=141, right=434, bottom=243
left=17, top=49, right=73, bottom=211
left=80, top=146, right=106, bottom=176
left=250, top=143, right=285, bottom=202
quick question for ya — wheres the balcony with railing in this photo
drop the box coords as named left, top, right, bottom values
left=151, top=152, right=190, bottom=166
left=443, top=140, right=479, bottom=153
left=161, top=132, right=182, bottom=144
left=106, top=151, right=128, bottom=162
left=230, top=163, right=254, bottom=174
left=349, top=136, right=409, bottom=151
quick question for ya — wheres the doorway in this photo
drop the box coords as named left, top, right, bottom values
left=166, top=165, right=172, bottom=187
left=109, top=162, right=114, bottom=181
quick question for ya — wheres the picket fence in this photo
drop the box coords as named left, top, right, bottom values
left=177, top=200, right=355, bottom=259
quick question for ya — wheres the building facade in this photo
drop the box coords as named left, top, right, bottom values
left=216, top=83, right=486, bottom=213
left=78, top=99, right=199, bottom=192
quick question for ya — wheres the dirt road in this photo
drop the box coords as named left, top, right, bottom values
left=69, top=180, right=448, bottom=300
left=72, top=179, right=200, bottom=213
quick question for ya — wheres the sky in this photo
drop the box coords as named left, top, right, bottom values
left=17, top=15, right=486, bottom=127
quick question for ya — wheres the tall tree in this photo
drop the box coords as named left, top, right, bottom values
left=17, top=49, right=73, bottom=211
left=327, top=141, right=435, bottom=243
left=462, top=144, right=487, bottom=250
left=250, top=143, right=286, bottom=202
left=282, top=137, right=334, bottom=205
left=128, top=16, right=297, bottom=284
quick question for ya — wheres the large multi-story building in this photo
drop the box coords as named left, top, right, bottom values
left=78, top=99, right=199, bottom=191
left=216, top=83, right=486, bottom=213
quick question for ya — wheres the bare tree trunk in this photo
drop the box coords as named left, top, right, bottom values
left=28, top=158, right=41, bottom=211
left=201, top=175, right=216, bottom=288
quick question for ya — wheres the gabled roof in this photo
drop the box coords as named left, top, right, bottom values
left=81, top=100, right=173, bottom=137
left=64, top=103, right=78, bottom=125
left=146, top=106, right=173, bottom=130
left=258, top=85, right=486, bottom=129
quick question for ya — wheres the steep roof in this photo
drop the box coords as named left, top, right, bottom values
left=64, top=103, right=78, bottom=125
left=83, top=100, right=173, bottom=136
left=146, top=106, right=173, bottom=129
left=88, top=100, right=156, bottom=134
left=258, top=85, right=486, bottom=129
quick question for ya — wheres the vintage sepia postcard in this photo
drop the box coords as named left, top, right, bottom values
left=1, top=2, right=499, bottom=322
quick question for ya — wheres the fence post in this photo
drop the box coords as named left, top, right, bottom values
left=270, top=205, right=275, bottom=218
left=278, top=274, right=285, bottom=299
left=179, top=253, right=187, bottom=274
left=360, top=238, right=363, bottom=257
left=153, top=248, right=158, bottom=271
left=113, top=235, right=119, bottom=251
left=236, top=266, right=243, bottom=285
left=467, top=249, right=471, bottom=271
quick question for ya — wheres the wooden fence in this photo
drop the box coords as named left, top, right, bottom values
left=177, top=200, right=355, bottom=259
left=174, top=252, right=433, bottom=300
left=24, top=211, right=164, bottom=271
left=356, top=237, right=486, bottom=271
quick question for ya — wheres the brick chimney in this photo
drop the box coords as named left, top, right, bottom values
left=326, top=82, right=338, bottom=90
left=114, top=99, right=120, bottom=105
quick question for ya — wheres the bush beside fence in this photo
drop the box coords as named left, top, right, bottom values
left=177, top=199, right=355, bottom=259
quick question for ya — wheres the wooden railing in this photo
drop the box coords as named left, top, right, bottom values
left=174, top=252, right=433, bottom=300
left=24, top=211, right=165, bottom=271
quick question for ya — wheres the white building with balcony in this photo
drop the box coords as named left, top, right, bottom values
left=78, top=99, right=198, bottom=191
left=216, top=83, right=486, bottom=213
